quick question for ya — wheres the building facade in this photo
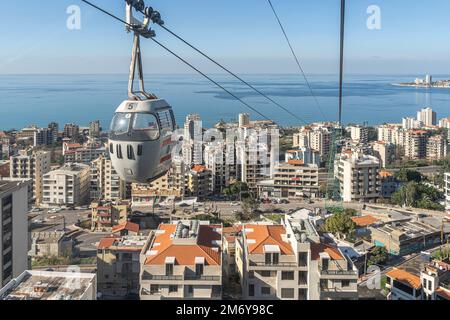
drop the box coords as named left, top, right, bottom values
left=42, top=163, right=90, bottom=206
left=337, top=152, right=381, bottom=203
left=139, top=220, right=223, bottom=300
left=235, top=216, right=358, bottom=300
left=10, top=149, right=51, bottom=205
left=0, top=181, right=30, bottom=287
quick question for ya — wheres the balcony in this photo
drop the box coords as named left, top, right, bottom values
left=249, top=261, right=297, bottom=267
left=320, top=269, right=357, bottom=276
left=184, top=275, right=221, bottom=281
left=142, top=274, right=183, bottom=281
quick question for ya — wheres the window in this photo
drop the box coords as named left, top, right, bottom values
left=165, top=263, right=174, bottom=276
left=132, top=113, right=159, bottom=140
left=168, top=285, right=178, bottom=293
left=137, top=145, right=143, bottom=156
left=109, top=143, right=114, bottom=154
left=249, top=271, right=255, bottom=279
left=298, top=252, right=308, bottom=267
left=187, top=285, right=193, bottom=294
left=321, top=258, right=329, bottom=271
left=116, top=144, right=123, bottom=159
left=110, top=113, right=131, bottom=135
left=127, top=145, right=135, bottom=160
left=261, top=287, right=271, bottom=295
left=281, top=288, right=295, bottom=299
left=281, top=271, right=294, bottom=280
left=265, top=253, right=279, bottom=265
left=157, top=110, right=175, bottom=131
left=195, top=263, right=204, bottom=276
left=298, top=271, right=308, bottom=285
left=342, top=280, right=350, bottom=288
left=298, top=288, right=307, bottom=300
left=248, top=284, right=254, bottom=297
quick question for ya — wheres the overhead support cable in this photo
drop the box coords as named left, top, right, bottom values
left=267, top=0, right=328, bottom=122
left=80, top=0, right=272, bottom=121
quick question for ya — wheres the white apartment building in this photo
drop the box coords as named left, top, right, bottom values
left=372, top=141, right=395, bottom=168
left=426, top=135, right=448, bottom=161
left=42, top=163, right=90, bottom=206
left=64, top=147, right=106, bottom=164
left=10, top=149, right=51, bottom=205
left=0, top=181, right=30, bottom=287
left=90, top=155, right=126, bottom=202
left=239, top=113, right=250, bottom=128
left=377, top=124, right=403, bottom=145
left=439, top=118, right=450, bottom=140
left=139, top=220, right=223, bottom=300
left=235, top=215, right=358, bottom=300
left=257, top=161, right=320, bottom=200
left=402, top=117, right=422, bottom=130
left=337, top=152, right=381, bottom=203
left=417, top=107, right=437, bottom=127
left=182, top=114, right=203, bottom=166
left=349, top=125, right=368, bottom=144
left=293, top=124, right=332, bottom=161
left=237, top=125, right=279, bottom=190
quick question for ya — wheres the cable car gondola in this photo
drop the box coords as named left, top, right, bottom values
left=109, top=1, right=175, bottom=183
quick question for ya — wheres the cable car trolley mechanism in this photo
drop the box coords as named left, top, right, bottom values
left=109, top=0, right=175, bottom=184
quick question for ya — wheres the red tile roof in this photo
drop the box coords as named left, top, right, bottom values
left=244, top=224, right=293, bottom=255
left=191, top=165, right=208, bottom=173
left=386, top=268, right=421, bottom=290
left=145, top=223, right=222, bottom=266
left=97, top=237, right=118, bottom=249
left=288, top=159, right=304, bottom=166
left=310, top=243, right=344, bottom=261
left=351, top=215, right=380, bottom=227
left=112, top=221, right=140, bottom=234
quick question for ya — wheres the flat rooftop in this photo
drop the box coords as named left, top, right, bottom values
left=375, top=220, right=439, bottom=239
left=0, top=270, right=95, bottom=300
left=0, top=180, right=28, bottom=195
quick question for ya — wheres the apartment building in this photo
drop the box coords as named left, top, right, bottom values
left=235, top=215, right=358, bottom=300
left=64, top=146, right=105, bottom=164
left=336, top=152, right=381, bottom=203
left=223, top=225, right=242, bottom=280
left=257, top=161, right=320, bottom=200
left=377, top=124, right=403, bottom=145
left=63, top=123, right=80, bottom=142
left=185, top=165, right=212, bottom=201
left=386, top=259, right=450, bottom=301
left=91, top=201, right=130, bottom=232
left=182, top=114, right=203, bottom=167
left=426, top=135, right=448, bottom=161
left=131, top=161, right=186, bottom=206
left=293, top=124, right=331, bottom=161
left=204, top=141, right=238, bottom=194
left=0, top=181, right=30, bottom=287
left=237, top=125, right=279, bottom=190
left=379, top=170, right=401, bottom=198
left=369, top=220, right=442, bottom=256
left=372, top=141, right=395, bottom=168
left=89, top=120, right=101, bottom=138
left=139, top=220, right=223, bottom=300
left=42, top=163, right=90, bottom=206
left=90, top=155, right=125, bottom=202
left=402, top=117, right=422, bottom=130
left=403, top=130, right=428, bottom=160
left=349, top=125, right=368, bottom=144
left=10, top=149, right=51, bottom=205
left=439, top=118, right=450, bottom=141
left=0, top=270, right=96, bottom=300
left=417, top=107, right=437, bottom=127
left=97, top=236, right=147, bottom=298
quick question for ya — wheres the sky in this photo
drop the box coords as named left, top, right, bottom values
left=1, top=0, right=450, bottom=74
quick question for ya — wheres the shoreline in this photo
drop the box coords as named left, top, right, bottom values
left=391, top=83, right=450, bottom=89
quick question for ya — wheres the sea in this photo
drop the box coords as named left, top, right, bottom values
left=0, top=74, right=449, bottom=130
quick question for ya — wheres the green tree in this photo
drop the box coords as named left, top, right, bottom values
left=325, top=211, right=357, bottom=239
left=395, top=168, right=422, bottom=183
left=368, top=247, right=388, bottom=267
